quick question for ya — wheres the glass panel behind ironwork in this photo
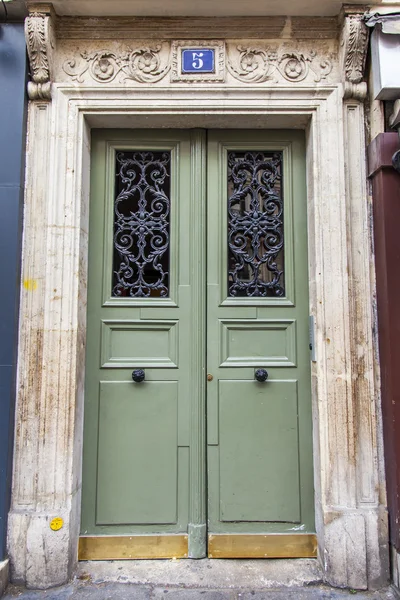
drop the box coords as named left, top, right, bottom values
left=112, top=150, right=171, bottom=298
left=228, top=150, right=284, bottom=298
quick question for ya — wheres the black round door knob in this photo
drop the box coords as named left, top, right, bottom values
left=255, top=368, right=269, bottom=382
left=132, top=369, right=145, bottom=383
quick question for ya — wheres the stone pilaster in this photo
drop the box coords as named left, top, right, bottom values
left=320, top=4, right=389, bottom=590
left=8, top=7, right=81, bottom=586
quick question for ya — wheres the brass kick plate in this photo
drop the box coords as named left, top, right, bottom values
left=208, top=533, right=317, bottom=558
left=79, top=533, right=316, bottom=560
left=79, top=534, right=188, bottom=560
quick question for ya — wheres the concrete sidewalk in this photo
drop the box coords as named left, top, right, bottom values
left=2, top=582, right=398, bottom=600
left=2, top=560, right=398, bottom=600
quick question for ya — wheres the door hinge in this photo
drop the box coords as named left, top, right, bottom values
left=309, top=315, right=316, bottom=362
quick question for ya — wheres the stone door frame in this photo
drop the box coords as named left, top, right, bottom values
left=7, top=7, right=388, bottom=591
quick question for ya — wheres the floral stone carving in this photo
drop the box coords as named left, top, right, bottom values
left=63, top=46, right=170, bottom=84
left=339, top=11, right=369, bottom=101
left=227, top=46, right=333, bottom=84
left=342, top=14, right=369, bottom=85
left=62, top=42, right=334, bottom=86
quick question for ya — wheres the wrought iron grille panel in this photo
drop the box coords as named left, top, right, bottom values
left=112, top=150, right=171, bottom=298
left=228, top=150, right=284, bottom=297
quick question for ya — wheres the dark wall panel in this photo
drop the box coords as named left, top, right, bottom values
left=368, top=132, right=400, bottom=551
left=0, top=22, right=27, bottom=561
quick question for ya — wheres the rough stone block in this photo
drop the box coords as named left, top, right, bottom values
left=0, top=559, right=9, bottom=597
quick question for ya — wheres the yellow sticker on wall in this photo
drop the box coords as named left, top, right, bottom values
left=50, top=517, right=63, bottom=531
left=23, top=279, right=38, bottom=291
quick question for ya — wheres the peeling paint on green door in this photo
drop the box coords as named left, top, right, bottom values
left=80, top=129, right=315, bottom=560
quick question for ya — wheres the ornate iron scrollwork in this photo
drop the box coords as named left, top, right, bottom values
left=228, top=151, right=284, bottom=297
left=112, top=151, right=171, bottom=298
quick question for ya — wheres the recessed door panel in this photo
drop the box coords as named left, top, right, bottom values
left=100, top=320, right=179, bottom=368
left=96, top=381, right=178, bottom=525
left=219, top=379, right=300, bottom=523
left=219, top=319, right=297, bottom=367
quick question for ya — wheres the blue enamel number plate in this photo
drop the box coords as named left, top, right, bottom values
left=182, top=48, right=215, bottom=74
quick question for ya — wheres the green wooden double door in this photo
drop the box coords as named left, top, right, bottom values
left=80, top=129, right=316, bottom=561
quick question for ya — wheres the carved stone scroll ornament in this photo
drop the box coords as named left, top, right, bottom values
left=227, top=47, right=273, bottom=83
left=227, top=46, right=332, bottom=84
left=340, top=13, right=369, bottom=100
left=25, top=12, right=54, bottom=101
left=63, top=46, right=170, bottom=84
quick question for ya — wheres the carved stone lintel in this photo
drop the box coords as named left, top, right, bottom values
left=25, top=10, right=55, bottom=101
left=340, top=10, right=369, bottom=100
